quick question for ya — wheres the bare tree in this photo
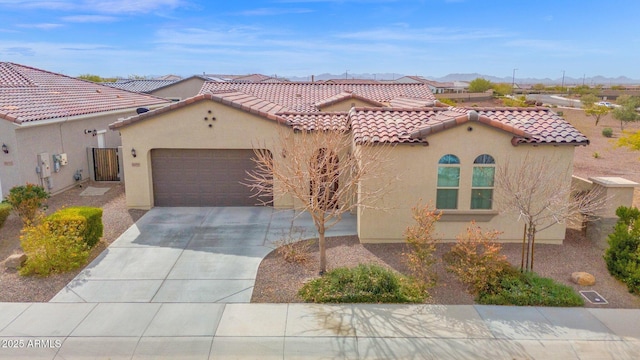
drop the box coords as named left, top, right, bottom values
left=246, top=120, right=391, bottom=274
left=494, top=153, right=605, bottom=272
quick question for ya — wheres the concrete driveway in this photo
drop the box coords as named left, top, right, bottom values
left=51, top=207, right=357, bottom=303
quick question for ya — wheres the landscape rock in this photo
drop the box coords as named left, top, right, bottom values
left=4, top=253, right=27, bottom=270
left=571, top=271, right=596, bottom=286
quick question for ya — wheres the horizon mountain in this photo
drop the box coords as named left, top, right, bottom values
left=287, top=72, right=640, bottom=85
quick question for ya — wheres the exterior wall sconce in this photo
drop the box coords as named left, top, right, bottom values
left=2, top=144, right=8, bottom=154
left=131, top=148, right=137, bottom=158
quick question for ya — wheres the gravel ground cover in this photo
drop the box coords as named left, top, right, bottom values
left=0, top=182, right=145, bottom=302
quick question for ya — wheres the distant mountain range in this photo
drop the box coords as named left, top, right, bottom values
left=287, top=72, right=640, bottom=85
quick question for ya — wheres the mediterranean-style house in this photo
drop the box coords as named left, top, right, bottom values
left=0, top=62, right=170, bottom=197
left=109, top=81, right=591, bottom=244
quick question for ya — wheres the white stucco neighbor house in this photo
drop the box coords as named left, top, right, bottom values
left=0, top=62, right=170, bottom=197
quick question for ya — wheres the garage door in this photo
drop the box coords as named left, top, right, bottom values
left=151, top=149, right=271, bottom=206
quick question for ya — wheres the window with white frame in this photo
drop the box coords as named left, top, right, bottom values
left=471, top=154, right=495, bottom=209
left=436, top=154, right=460, bottom=209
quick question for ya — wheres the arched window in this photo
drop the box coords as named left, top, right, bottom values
left=436, top=154, right=460, bottom=209
left=471, top=154, right=495, bottom=209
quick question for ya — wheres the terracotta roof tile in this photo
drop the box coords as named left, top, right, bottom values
left=0, top=62, right=169, bottom=124
left=471, top=107, right=589, bottom=145
left=314, top=91, right=385, bottom=109
left=200, top=82, right=437, bottom=113
left=280, top=112, right=349, bottom=132
left=351, top=106, right=588, bottom=146
left=389, top=97, right=442, bottom=108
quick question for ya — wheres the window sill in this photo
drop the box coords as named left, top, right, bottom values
left=435, top=210, right=499, bottom=222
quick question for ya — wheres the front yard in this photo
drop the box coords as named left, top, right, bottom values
left=1, top=107, right=640, bottom=306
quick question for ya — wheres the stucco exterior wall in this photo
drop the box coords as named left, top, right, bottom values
left=0, top=120, right=18, bottom=198
left=151, top=77, right=206, bottom=101
left=357, top=123, right=576, bottom=244
left=117, top=99, right=290, bottom=209
left=1, top=108, right=146, bottom=197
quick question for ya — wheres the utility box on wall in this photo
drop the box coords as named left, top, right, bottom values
left=37, top=152, right=51, bottom=178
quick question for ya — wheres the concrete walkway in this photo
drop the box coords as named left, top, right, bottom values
left=51, top=207, right=357, bottom=303
left=1, top=207, right=638, bottom=358
left=0, top=303, right=638, bottom=359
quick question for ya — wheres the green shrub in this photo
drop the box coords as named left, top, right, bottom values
left=298, top=264, right=425, bottom=303
left=438, top=98, right=457, bottom=106
left=47, top=207, right=103, bottom=247
left=604, top=206, right=640, bottom=295
left=4, top=183, right=49, bottom=224
left=0, top=202, right=11, bottom=229
left=443, top=222, right=509, bottom=295
left=19, top=216, right=89, bottom=276
left=602, top=127, right=613, bottom=138
left=478, top=270, right=584, bottom=307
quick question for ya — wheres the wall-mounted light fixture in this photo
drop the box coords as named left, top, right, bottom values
left=131, top=148, right=137, bottom=158
left=1, top=143, right=8, bottom=154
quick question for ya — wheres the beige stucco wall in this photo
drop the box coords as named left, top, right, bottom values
left=357, top=123, right=576, bottom=244
left=117, top=99, right=292, bottom=209
left=151, top=77, right=206, bottom=101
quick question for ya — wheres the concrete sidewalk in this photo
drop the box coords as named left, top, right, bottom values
left=0, top=303, right=638, bottom=359
left=50, top=207, right=357, bottom=303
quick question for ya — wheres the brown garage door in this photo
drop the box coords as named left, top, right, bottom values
left=151, top=149, right=270, bottom=206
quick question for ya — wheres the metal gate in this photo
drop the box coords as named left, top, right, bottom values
left=92, top=148, right=120, bottom=181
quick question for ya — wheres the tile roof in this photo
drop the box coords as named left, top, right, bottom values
left=389, top=97, right=440, bottom=108
left=102, top=79, right=179, bottom=93
left=200, top=82, right=437, bottom=113
left=109, top=93, right=288, bottom=129
left=471, top=107, right=590, bottom=145
left=0, top=62, right=169, bottom=124
left=350, top=107, right=440, bottom=144
left=111, top=80, right=587, bottom=148
left=280, top=112, right=349, bottom=132
left=350, top=106, right=588, bottom=146
left=315, top=91, right=385, bottom=109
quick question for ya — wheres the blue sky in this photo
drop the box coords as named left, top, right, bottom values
left=0, top=0, right=638, bottom=80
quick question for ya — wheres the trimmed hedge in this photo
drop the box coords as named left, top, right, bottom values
left=47, top=206, right=103, bottom=247
left=0, top=202, right=11, bottom=229
left=20, top=217, right=89, bottom=276
left=478, top=270, right=584, bottom=307
left=298, top=264, right=426, bottom=303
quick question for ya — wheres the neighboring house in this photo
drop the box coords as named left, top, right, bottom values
left=105, top=74, right=286, bottom=101
left=109, top=82, right=588, bottom=244
left=205, top=74, right=285, bottom=83
left=394, top=76, right=467, bottom=94
left=103, top=76, right=211, bottom=102
left=0, top=62, right=170, bottom=197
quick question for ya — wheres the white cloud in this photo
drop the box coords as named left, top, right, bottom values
left=62, top=15, right=118, bottom=23
left=335, top=27, right=510, bottom=42
left=17, top=23, right=64, bottom=29
left=0, top=0, right=185, bottom=14
left=232, top=7, right=314, bottom=16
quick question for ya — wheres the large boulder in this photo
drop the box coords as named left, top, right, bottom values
left=571, top=272, right=596, bottom=286
left=4, top=253, right=27, bottom=270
